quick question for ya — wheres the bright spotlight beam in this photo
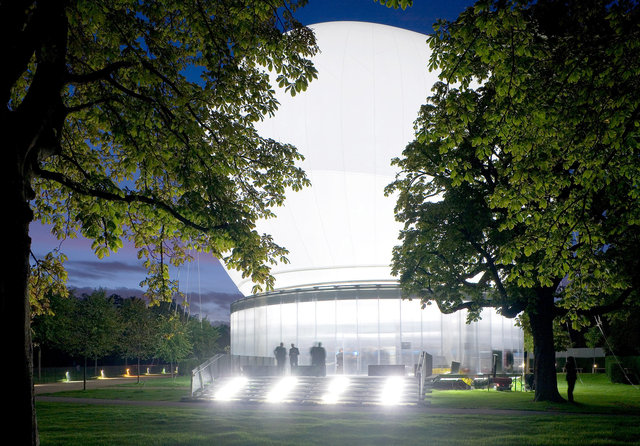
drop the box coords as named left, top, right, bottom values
left=321, top=376, right=350, bottom=404
left=214, top=377, right=248, bottom=401
left=380, top=376, right=405, bottom=405
left=266, top=377, right=298, bottom=403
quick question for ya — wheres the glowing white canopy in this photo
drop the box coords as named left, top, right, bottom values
left=226, top=21, right=440, bottom=295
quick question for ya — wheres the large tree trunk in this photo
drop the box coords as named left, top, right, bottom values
left=2, top=3, right=70, bottom=445
left=528, top=287, right=564, bottom=402
left=2, top=157, right=38, bottom=444
left=2, top=11, right=67, bottom=440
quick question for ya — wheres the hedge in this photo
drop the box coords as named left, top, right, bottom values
left=605, top=356, right=640, bottom=384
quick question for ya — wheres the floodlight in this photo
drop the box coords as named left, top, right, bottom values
left=321, top=376, right=350, bottom=404
left=214, top=377, right=248, bottom=401
left=380, top=376, right=405, bottom=405
left=266, top=377, right=298, bottom=403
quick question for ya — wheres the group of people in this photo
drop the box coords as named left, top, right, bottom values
left=273, top=342, right=299, bottom=374
left=273, top=342, right=328, bottom=375
left=310, top=342, right=327, bottom=375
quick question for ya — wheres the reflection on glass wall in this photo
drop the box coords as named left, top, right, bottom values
left=230, top=287, right=523, bottom=375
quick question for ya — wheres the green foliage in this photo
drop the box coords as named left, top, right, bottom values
left=32, top=293, right=79, bottom=352
left=584, top=325, right=603, bottom=350
left=387, top=0, right=640, bottom=401
left=33, top=290, right=121, bottom=361
left=120, top=297, right=160, bottom=362
left=187, top=318, right=226, bottom=360
left=32, top=291, right=227, bottom=370
left=388, top=0, right=640, bottom=325
left=374, top=0, right=413, bottom=10
left=596, top=308, right=640, bottom=356
left=155, top=314, right=192, bottom=366
left=5, top=2, right=316, bottom=440
left=29, top=251, right=69, bottom=317
left=75, top=291, right=122, bottom=360
left=12, top=1, right=319, bottom=304
left=606, top=356, right=640, bottom=384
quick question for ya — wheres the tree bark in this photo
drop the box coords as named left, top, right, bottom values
left=2, top=149, right=38, bottom=444
left=528, top=287, right=565, bottom=402
left=1, top=4, right=68, bottom=442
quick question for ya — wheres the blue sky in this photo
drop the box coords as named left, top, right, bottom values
left=31, top=0, right=475, bottom=323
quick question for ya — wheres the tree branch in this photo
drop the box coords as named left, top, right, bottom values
left=65, top=61, right=133, bottom=84
left=555, top=287, right=634, bottom=318
left=35, top=166, right=229, bottom=234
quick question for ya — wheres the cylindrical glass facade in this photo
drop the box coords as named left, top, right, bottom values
left=231, top=285, right=524, bottom=375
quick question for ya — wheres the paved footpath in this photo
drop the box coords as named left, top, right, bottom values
left=35, top=375, right=167, bottom=395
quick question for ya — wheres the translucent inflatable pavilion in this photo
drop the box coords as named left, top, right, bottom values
left=225, top=22, right=523, bottom=375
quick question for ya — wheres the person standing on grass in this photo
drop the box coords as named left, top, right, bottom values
left=566, top=356, right=578, bottom=403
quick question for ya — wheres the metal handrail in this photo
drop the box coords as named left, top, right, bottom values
left=191, top=353, right=227, bottom=396
left=415, top=351, right=426, bottom=402
left=190, top=354, right=277, bottom=396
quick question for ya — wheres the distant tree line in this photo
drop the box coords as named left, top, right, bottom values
left=31, top=290, right=229, bottom=386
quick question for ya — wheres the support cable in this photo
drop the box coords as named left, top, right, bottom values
left=197, top=251, right=202, bottom=328
left=594, top=315, right=638, bottom=389
left=185, top=250, right=191, bottom=318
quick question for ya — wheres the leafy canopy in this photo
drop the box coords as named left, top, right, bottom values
left=387, top=0, right=640, bottom=324
left=12, top=1, right=319, bottom=306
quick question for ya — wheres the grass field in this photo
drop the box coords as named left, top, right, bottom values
left=431, top=374, right=640, bottom=415
left=36, top=374, right=640, bottom=445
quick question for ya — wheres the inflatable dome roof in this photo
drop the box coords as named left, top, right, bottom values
left=225, top=21, right=439, bottom=296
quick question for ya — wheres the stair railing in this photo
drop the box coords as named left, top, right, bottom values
left=191, top=354, right=277, bottom=396
left=191, top=353, right=228, bottom=396
left=415, top=351, right=433, bottom=403
left=416, top=351, right=425, bottom=401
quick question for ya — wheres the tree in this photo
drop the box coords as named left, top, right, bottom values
left=120, top=298, right=160, bottom=383
left=31, top=290, right=121, bottom=388
left=31, top=292, right=77, bottom=381
left=69, top=291, right=121, bottom=390
left=156, top=313, right=192, bottom=378
left=188, top=317, right=226, bottom=360
left=387, top=0, right=640, bottom=402
left=2, top=1, right=317, bottom=442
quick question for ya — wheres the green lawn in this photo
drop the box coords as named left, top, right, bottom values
left=39, top=376, right=192, bottom=402
left=430, top=374, right=640, bottom=415
left=36, top=373, right=640, bottom=445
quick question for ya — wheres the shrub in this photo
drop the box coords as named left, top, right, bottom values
left=605, top=356, right=640, bottom=384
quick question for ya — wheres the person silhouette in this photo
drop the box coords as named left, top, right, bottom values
left=336, top=348, right=344, bottom=374
left=289, top=343, right=300, bottom=371
left=274, top=342, right=287, bottom=375
left=565, top=356, right=577, bottom=402
left=317, top=342, right=326, bottom=377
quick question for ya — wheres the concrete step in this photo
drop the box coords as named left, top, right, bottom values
left=194, top=375, right=426, bottom=406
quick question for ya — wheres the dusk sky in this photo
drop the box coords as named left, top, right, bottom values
left=30, top=1, right=475, bottom=323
